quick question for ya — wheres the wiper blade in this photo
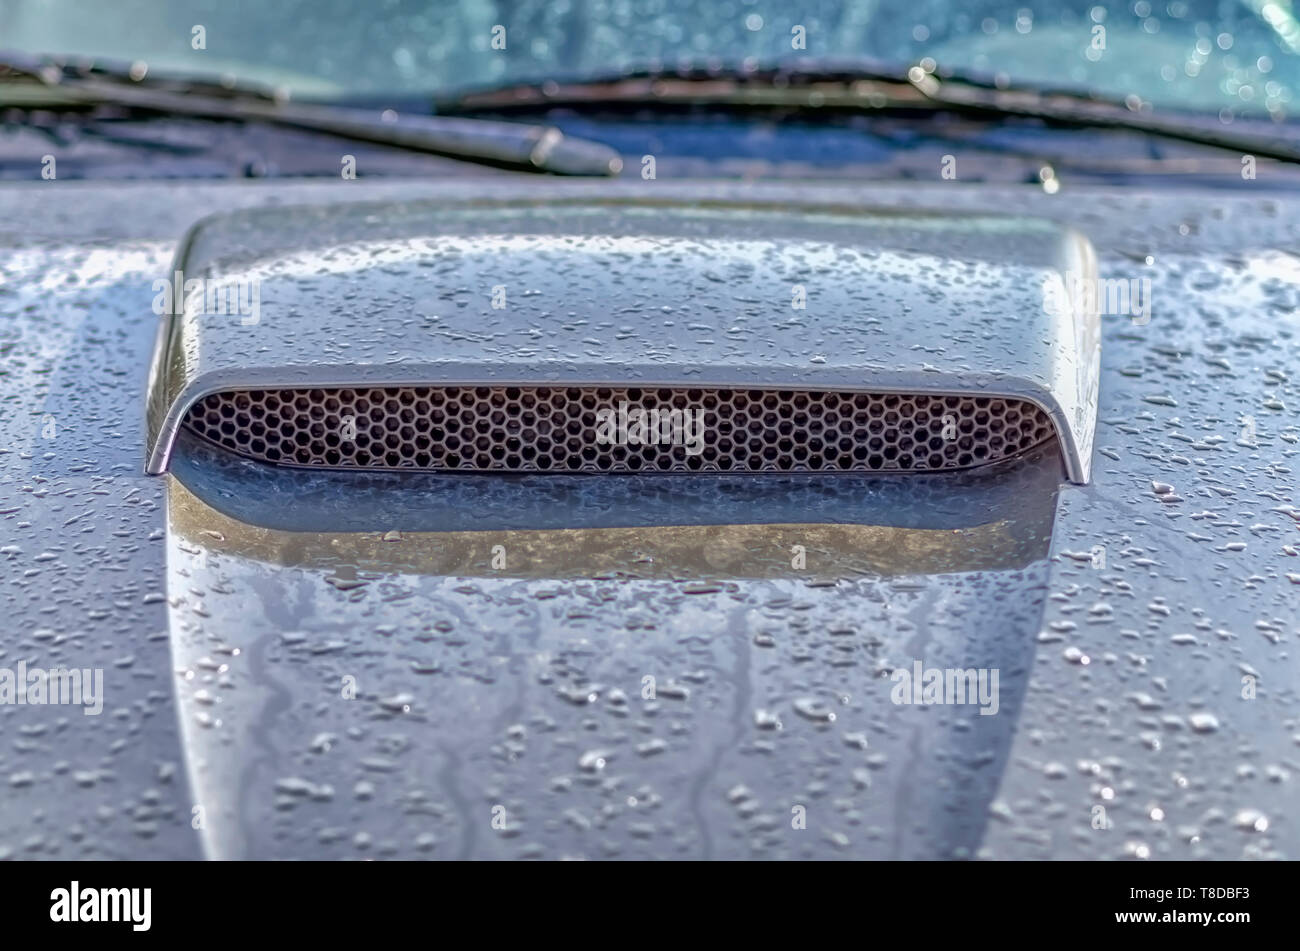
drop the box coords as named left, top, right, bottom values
left=0, top=51, right=623, bottom=176
left=436, top=60, right=934, bottom=112
left=437, top=58, right=1300, bottom=164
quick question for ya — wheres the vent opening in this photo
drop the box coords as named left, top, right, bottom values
left=181, top=385, right=1058, bottom=474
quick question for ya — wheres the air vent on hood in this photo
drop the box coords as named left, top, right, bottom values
left=144, top=196, right=1101, bottom=483
left=181, top=385, right=1057, bottom=474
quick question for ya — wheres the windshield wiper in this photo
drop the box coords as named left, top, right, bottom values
left=435, top=58, right=1300, bottom=164
left=0, top=51, right=623, bottom=176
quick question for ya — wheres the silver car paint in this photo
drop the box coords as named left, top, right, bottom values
left=0, top=178, right=1296, bottom=859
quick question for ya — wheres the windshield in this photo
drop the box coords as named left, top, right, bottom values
left=1, top=0, right=1295, bottom=120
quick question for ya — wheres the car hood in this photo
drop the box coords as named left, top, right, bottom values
left=0, top=177, right=1296, bottom=860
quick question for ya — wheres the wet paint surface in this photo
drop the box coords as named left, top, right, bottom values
left=0, top=178, right=1296, bottom=858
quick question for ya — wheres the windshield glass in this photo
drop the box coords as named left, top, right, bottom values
left=1, top=0, right=1294, bottom=119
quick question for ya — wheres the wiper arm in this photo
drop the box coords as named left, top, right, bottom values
left=437, top=58, right=1300, bottom=164
left=909, top=67, right=1300, bottom=165
left=0, top=51, right=623, bottom=176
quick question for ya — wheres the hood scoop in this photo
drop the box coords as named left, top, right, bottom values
left=145, top=196, right=1099, bottom=482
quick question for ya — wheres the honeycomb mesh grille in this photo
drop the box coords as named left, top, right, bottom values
left=181, top=386, right=1057, bottom=474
